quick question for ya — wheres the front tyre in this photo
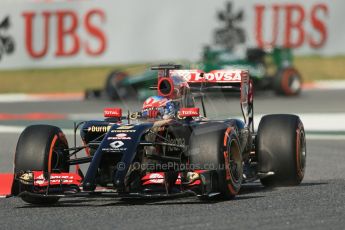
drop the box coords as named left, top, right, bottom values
left=14, top=125, right=69, bottom=205
left=257, top=114, right=306, bottom=187
left=189, top=123, right=243, bottom=199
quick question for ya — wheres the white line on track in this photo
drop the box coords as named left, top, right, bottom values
left=310, top=80, right=345, bottom=90
left=0, top=94, right=30, bottom=103
left=68, top=113, right=102, bottom=120
left=251, top=113, right=345, bottom=132
left=0, top=126, right=74, bottom=135
left=307, top=134, right=345, bottom=140
left=0, top=93, right=84, bottom=103
left=0, top=125, right=24, bottom=134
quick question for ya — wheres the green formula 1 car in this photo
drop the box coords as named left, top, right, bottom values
left=85, top=46, right=302, bottom=101
left=201, top=46, right=302, bottom=96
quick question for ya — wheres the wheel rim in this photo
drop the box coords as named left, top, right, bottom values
left=297, top=129, right=307, bottom=178
left=51, top=150, right=60, bottom=170
left=228, top=139, right=242, bottom=183
left=48, top=135, right=68, bottom=173
left=282, top=69, right=301, bottom=95
left=288, top=73, right=301, bottom=93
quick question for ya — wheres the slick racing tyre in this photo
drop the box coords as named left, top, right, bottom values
left=105, top=70, right=131, bottom=100
left=189, top=123, right=243, bottom=199
left=273, top=67, right=302, bottom=96
left=257, top=114, right=306, bottom=187
left=14, top=125, right=69, bottom=204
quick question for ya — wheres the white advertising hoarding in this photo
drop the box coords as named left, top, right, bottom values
left=0, top=0, right=342, bottom=69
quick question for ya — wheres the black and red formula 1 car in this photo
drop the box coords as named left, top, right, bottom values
left=0, top=64, right=306, bottom=205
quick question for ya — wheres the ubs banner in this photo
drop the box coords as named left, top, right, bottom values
left=0, top=0, right=342, bottom=69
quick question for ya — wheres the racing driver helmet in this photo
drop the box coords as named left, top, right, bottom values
left=141, top=96, right=178, bottom=119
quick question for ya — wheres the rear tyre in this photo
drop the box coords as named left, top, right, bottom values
left=189, top=123, right=243, bottom=199
left=257, top=114, right=306, bottom=187
left=14, top=125, right=69, bottom=204
left=273, top=67, right=302, bottom=96
left=105, top=70, right=131, bottom=100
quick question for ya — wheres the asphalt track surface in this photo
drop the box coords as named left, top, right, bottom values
left=0, top=89, right=345, bottom=230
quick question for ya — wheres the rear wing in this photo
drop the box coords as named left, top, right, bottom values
left=170, top=69, right=254, bottom=132
left=170, top=69, right=244, bottom=83
left=151, top=65, right=254, bottom=132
